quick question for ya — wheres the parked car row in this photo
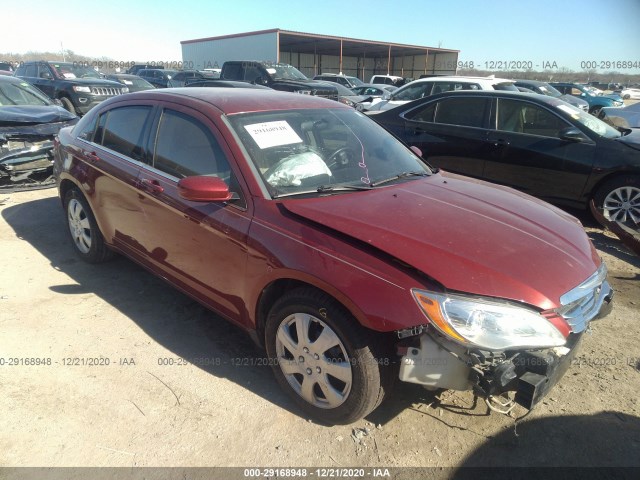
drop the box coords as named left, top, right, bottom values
left=8, top=53, right=633, bottom=425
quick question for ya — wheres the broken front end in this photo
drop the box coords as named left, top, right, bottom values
left=1, top=118, right=77, bottom=191
left=397, top=264, right=613, bottom=412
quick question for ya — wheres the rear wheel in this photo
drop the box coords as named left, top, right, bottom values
left=590, top=106, right=603, bottom=117
left=594, top=176, right=640, bottom=232
left=265, top=288, right=390, bottom=424
left=64, top=188, right=114, bottom=263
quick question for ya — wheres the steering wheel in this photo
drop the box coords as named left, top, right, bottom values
left=327, top=147, right=356, bottom=168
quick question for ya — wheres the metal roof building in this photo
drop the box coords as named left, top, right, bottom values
left=181, top=29, right=460, bottom=81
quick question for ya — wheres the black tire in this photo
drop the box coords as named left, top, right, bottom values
left=265, top=288, right=391, bottom=424
left=589, top=106, right=603, bottom=117
left=59, top=96, right=76, bottom=115
left=64, top=188, right=114, bottom=263
left=623, top=94, right=630, bottom=100
left=593, top=175, right=640, bottom=231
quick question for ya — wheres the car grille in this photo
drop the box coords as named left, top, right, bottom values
left=555, top=264, right=611, bottom=333
left=90, top=86, right=124, bottom=96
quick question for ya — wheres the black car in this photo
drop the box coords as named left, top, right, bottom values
left=14, top=61, right=127, bottom=115
left=0, top=75, right=77, bottom=190
left=167, top=70, right=218, bottom=87
left=105, top=73, right=155, bottom=92
left=137, top=69, right=178, bottom=88
left=371, top=91, right=640, bottom=230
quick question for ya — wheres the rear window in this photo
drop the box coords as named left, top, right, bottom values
left=434, top=97, right=489, bottom=127
left=99, top=106, right=152, bottom=160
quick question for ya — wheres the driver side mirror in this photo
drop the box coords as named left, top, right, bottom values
left=177, top=176, right=233, bottom=202
left=382, top=91, right=392, bottom=100
left=559, top=127, right=585, bottom=143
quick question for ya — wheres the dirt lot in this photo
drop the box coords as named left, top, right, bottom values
left=1, top=188, right=639, bottom=476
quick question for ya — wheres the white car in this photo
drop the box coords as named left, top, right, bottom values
left=621, top=88, right=640, bottom=100
left=366, top=76, right=518, bottom=112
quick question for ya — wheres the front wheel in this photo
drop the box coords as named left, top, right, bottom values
left=59, top=97, right=76, bottom=115
left=594, top=176, right=640, bottom=232
left=265, top=288, right=390, bottom=424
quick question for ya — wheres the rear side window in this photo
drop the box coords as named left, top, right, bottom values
left=153, top=109, right=231, bottom=180
left=222, top=63, right=243, bottom=80
left=100, top=106, right=152, bottom=161
left=405, top=102, right=436, bottom=122
left=434, top=97, right=489, bottom=127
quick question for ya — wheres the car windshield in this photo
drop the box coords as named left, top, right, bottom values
left=115, top=76, right=153, bottom=88
left=268, top=64, right=308, bottom=80
left=227, top=108, right=431, bottom=197
left=0, top=79, right=51, bottom=106
left=50, top=63, right=101, bottom=79
left=537, top=85, right=562, bottom=98
left=493, top=82, right=519, bottom=91
left=346, top=76, right=365, bottom=87
left=555, top=102, right=621, bottom=138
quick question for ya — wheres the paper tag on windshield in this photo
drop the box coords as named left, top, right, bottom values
left=123, top=80, right=133, bottom=85
left=266, top=68, right=277, bottom=74
left=62, top=73, right=77, bottom=79
left=244, top=121, right=303, bottom=149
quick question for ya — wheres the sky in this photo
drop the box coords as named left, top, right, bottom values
left=4, top=0, right=640, bottom=74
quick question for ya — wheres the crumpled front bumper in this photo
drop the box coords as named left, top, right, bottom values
left=398, top=282, right=614, bottom=410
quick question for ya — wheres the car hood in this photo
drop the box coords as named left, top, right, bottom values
left=0, top=105, right=77, bottom=126
left=280, top=173, right=600, bottom=310
left=560, top=94, right=588, bottom=107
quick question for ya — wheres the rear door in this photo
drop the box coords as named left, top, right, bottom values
left=483, top=97, right=596, bottom=203
left=400, top=95, right=492, bottom=178
left=74, top=103, right=156, bottom=250
left=132, top=103, right=252, bottom=323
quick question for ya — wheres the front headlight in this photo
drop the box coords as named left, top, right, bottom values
left=412, top=289, right=566, bottom=351
left=121, top=87, right=129, bottom=94
left=73, top=86, right=91, bottom=93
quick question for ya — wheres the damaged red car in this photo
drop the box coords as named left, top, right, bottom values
left=53, top=89, right=613, bottom=424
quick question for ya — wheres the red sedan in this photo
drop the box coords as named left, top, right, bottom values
left=54, top=88, right=612, bottom=424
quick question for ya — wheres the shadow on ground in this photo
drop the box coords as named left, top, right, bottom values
left=2, top=195, right=300, bottom=419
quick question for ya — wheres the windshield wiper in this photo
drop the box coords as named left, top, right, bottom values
left=370, top=171, right=429, bottom=187
left=317, top=184, right=372, bottom=193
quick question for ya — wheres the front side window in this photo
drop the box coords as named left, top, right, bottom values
left=153, top=109, right=231, bottom=180
left=497, top=99, right=568, bottom=137
left=99, top=106, right=152, bottom=160
left=433, top=97, right=489, bottom=127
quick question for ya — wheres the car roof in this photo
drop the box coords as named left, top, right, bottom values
left=399, top=89, right=565, bottom=107
left=411, top=75, right=514, bottom=84
left=108, top=88, right=352, bottom=115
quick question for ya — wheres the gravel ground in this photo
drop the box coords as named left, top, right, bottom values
left=0, top=188, right=639, bottom=478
